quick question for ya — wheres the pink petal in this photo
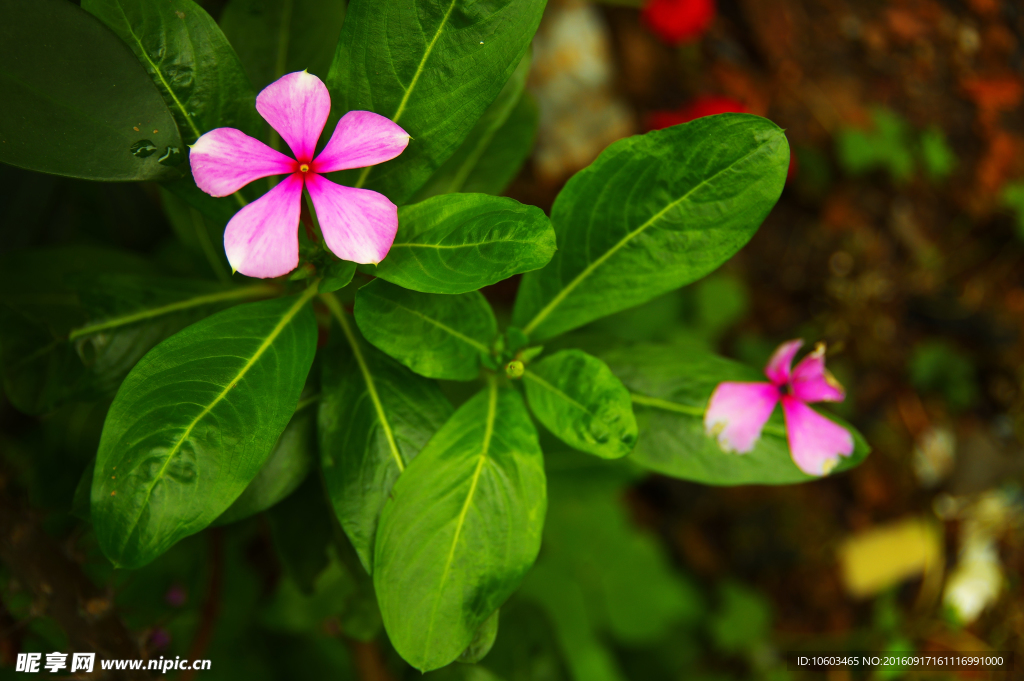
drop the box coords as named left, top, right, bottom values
left=305, top=173, right=397, bottom=265
left=764, top=339, right=803, bottom=386
left=781, top=396, right=854, bottom=476
left=704, top=382, right=780, bottom=454
left=312, top=111, right=410, bottom=174
left=189, top=128, right=297, bottom=197
left=790, top=342, right=845, bottom=403
left=224, top=172, right=305, bottom=278
left=256, top=71, right=331, bottom=163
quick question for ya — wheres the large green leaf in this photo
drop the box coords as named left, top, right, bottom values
left=354, top=280, right=495, bottom=381
left=0, top=0, right=182, bottom=181
left=325, top=0, right=547, bottom=204
left=82, top=0, right=262, bottom=145
left=458, top=93, right=538, bottom=196
left=523, top=350, right=637, bottom=460
left=215, top=396, right=318, bottom=525
left=374, top=382, right=546, bottom=671
left=220, top=0, right=347, bottom=91
left=92, top=288, right=318, bottom=568
left=370, top=194, right=556, bottom=294
left=412, top=55, right=532, bottom=201
left=513, top=114, right=790, bottom=341
left=600, top=341, right=870, bottom=485
left=0, top=262, right=275, bottom=414
left=320, top=295, right=453, bottom=572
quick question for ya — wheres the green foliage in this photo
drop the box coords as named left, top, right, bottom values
left=708, top=582, right=771, bottom=653
left=325, top=0, right=547, bottom=204
left=919, top=126, right=956, bottom=181
left=0, top=0, right=872, bottom=666
left=92, top=290, right=318, bottom=568
left=602, top=341, right=870, bottom=484
left=413, top=56, right=536, bottom=201
left=513, top=114, right=790, bottom=341
left=836, top=108, right=916, bottom=182
left=374, top=382, right=546, bottom=671
left=219, top=0, right=347, bottom=91
left=82, top=0, right=262, bottom=145
left=520, top=459, right=703, bottom=681
left=523, top=350, right=638, bottom=460
left=355, top=280, right=496, bottom=381
left=908, top=340, right=978, bottom=411
left=836, top=108, right=957, bottom=184
left=319, top=299, right=454, bottom=572
left=0, top=250, right=274, bottom=414
left=371, top=194, right=556, bottom=294
left=0, top=0, right=183, bottom=181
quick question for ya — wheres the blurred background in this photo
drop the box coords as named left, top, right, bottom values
left=2, top=0, right=1024, bottom=679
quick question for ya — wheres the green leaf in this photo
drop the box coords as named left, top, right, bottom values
left=319, top=260, right=356, bottom=293
left=320, top=296, right=453, bottom=572
left=371, top=194, right=556, bottom=294
left=523, top=350, right=637, bottom=460
left=412, top=55, right=532, bottom=201
left=513, top=114, right=789, bottom=341
left=374, top=382, right=546, bottom=671
left=0, top=0, right=183, bottom=181
left=457, top=609, right=500, bottom=664
left=92, top=288, right=318, bottom=568
left=325, top=0, right=547, bottom=204
left=220, top=0, right=347, bottom=91
left=600, top=341, right=870, bottom=485
left=266, top=473, right=336, bottom=594
left=0, top=263, right=275, bottom=415
left=460, top=93, right=538, bottom=195
left=215, top=397, right=317, bottom=525
left=82, top=0, right=262, bottom=145
left=354, top=280, right=495, bottom=381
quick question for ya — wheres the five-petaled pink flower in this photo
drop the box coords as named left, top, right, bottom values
left=189, top=71, right=410, bottom=278
left=704, top=340, right=854, bottom=476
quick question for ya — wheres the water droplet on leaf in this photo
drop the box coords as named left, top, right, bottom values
left=130, top=139, right=158, bottom=158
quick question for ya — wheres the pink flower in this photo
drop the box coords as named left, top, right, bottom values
left=704, top=340, right=854, bottom=476
left=189, top=71, right=410, bottom=279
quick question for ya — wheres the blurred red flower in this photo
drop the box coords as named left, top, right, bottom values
left=648, top=95, right=747, bottom=130
left=642, top=0, right=716, bottom=45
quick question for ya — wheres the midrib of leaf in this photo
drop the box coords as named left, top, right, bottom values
left=68, top=283, right=276, bottom=340
left=521, top=143, right=771, bottom=337
left=111, top=2, right=202, bottom=141
left=631, top=392, right=786, bottom=437
left=323, top=293, right=405, bottom=473
left=424, top=377, right=498, bottom=655
left=354, top=0, right=458, bottom=189
left=524, top=370, right=591, bottom=415
left=381, top=298, right=490, bottom=354
left=116, top=281, right=319, bottom=558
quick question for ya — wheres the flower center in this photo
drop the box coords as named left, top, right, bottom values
left=299, top=163, right=310, bottom=173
